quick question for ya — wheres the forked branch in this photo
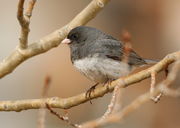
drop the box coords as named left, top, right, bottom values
left=0, top=0, right=110, bottom=78
left=81, top=59, right=180, bottom=128
left=17, top=0, right=36, bottom=49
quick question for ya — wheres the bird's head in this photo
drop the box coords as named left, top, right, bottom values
left=61, top=26, right=103, bottom=48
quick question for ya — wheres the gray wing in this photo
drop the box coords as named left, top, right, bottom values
left=89, top=38, right=146, bottom=66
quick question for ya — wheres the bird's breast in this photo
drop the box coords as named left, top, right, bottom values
left=73, top=56, right=132, bottom=83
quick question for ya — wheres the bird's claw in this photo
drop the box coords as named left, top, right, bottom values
left=85, top=83, right=99, bottom=104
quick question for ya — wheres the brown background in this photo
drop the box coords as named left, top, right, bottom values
left=0, top=0, right=179, bottom=128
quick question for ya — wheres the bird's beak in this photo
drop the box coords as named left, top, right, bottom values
left=61, top=38, right=71, bottom=44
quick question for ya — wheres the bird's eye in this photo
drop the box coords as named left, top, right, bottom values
left=71, top=33, right=78, bottom=40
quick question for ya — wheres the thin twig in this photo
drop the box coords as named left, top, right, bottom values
left=25, top=0, right=36, bottom=19
left=17, top=0, right=25, bottom=25
left=44, top=77, right=80, bottom=128
left=150, top=71, right=156, bottom=94
left=101, top=86, right=119, bottom=120
left=37, top=76, right=51, bottom=128
left=17, top=0, right=36, bottom=49
left=101, top=82, right=123, bottom=120
left=112, top=85, right=124, bottom=113
left=121, top=30, right=132, bottom=63
left=150, top=71, right=162, bottom=103
left=46, top=104, right=81, bottom=128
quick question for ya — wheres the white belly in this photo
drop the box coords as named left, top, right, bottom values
left=73, top=56, right=132, bottom=83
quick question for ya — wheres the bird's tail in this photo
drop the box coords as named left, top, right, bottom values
left=144, top=59, right=158, bottom=64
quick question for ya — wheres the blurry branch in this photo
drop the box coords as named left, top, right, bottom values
left=0, top=51, right=179, bottom=112
left=0, top=0, right=110, bottom=78
left=150, top=71, right=162, bottom=102
left=81, top=59, right=180, bottom=128
left=101, top=85, right=123, bottom=120
left=44, top=77, right=80, bottom=128
left=46, top=104, right=81, bottom=128
left=121, top=30, right=132, bottom=63
left=37, top=76, right=51, bottom=128
left=17, top=0, right=36, bottom=49
left=38, top=77, right=80, bottom=128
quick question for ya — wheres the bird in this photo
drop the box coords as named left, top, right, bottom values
left=62, top=26, right=156, bottom=97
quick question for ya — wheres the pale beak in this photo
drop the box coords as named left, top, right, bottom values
left=61, top=38, right=71, bottom=44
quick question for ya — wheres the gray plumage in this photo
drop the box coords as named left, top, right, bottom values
left=65, top=26, right=156, bottom=83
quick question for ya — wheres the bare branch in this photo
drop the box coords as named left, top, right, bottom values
left=159, top=60, right=180, bottom=96
left=121, top=30, right=132, bottom=63
left=25, top=0, right=36, bottom=19
left=37, top=76, right=51, bottom=128
left=0, top=0, right=110, bottom=78
left=80, top=60, right=180, bottom=128
left=17, top=0, right=36, bottom=49
left=150, top=71, right=162, bottom=102
left=150, top=71, right=156, bottom=95
left=46, top=104, right=81, bottom=128
left=0, top=51, right=179, bottom=112
left=101, top=84, right=123, bottom=120
left=163, top=60, right=180, bottom=88
left=17, top=0, right=25, bottom=24
left=101, top=86, right=119, bottom=120
left=81, top=89, right=152, bottom=128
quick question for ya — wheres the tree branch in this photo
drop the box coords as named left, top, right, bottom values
left=17, top=0, right=36, bottom=49
left=37, top=76, right=51, bottom=128
left=0, top=0, right=110, bottom=78
left=0, top=51, right=179, bottom=112
left=46, top=104, right=81, bottom=128
left=81, top=59, right=180, bottom=128
left=81, top=60, right=180, bottom=128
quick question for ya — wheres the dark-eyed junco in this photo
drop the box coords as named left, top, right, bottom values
left=62, top=26, right=156, bottom=96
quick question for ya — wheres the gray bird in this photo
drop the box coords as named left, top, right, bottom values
left=62, top=26, right=156, bottom=96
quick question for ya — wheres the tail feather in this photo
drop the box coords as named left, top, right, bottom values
left=144, top=59, right=158, bottom=64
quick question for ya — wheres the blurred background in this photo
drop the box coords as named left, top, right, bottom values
left=0, top=0, right=180, bottom=128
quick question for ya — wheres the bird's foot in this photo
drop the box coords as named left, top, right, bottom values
left=86, top=83, right=99, bottom=104
left=104, top=79, right=115, bottom=91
